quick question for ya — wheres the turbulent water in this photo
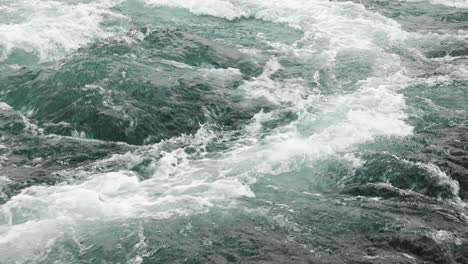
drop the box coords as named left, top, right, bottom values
left=0, top=0, right=467, bottom=263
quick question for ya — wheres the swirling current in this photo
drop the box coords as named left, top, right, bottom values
left=0, top=0, right=468, bottom=263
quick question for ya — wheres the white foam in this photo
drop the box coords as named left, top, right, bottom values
left=0, top=102, right=13, bottom=111
left=195, top=67, right=243, bottom=87
left=0, top=0, right=127, bottom=62
left=432, top=0, right=468, bottom=8
left=0, top=0, right=434, bottom=260
left=0, top=168, right=254, bottom=260
left=1, top=0, right=416, bottom=206
left=432, top=230, right=463, bottom=245
left=0, top=176, right=11, bottom=184
left=135, top=0, right=417, bottom=181
left=160, top=59, right=194, bottom=69
left=0, top=6, right=15, bottom=13
left=144, top=0, right=249, bottom=20
left=401, top=0, right=468, bottom=9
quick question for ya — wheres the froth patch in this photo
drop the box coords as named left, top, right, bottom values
left=0, top=0, right=127, bottom=63
left=144, top=0, right=248, bottom=20
left=402, top=0, right=468, bottom=9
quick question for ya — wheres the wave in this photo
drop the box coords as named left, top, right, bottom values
left=401, top=0, right=468, bottom=9
left=0, top=0, right=127, bottom=63
left=0, top=0, right=466, bottom=262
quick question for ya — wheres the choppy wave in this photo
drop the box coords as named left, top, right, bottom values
left=0, top=0, right=127, bottom=62
left=0, top=0, right=467, bottom=263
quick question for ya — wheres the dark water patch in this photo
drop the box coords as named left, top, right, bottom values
left=405, top=82, right=468, bottom=114
left=367, top=234, right=464, bottom=264
left=138, top=28, right=261, bottom=75
left=346, top=153, right=458, bottom=199
left=0, top=28, right=272, bottom=145
left=425, top=46, right=468, bottom=59
left=258, top=110, right=299, bottom=133
left=349, top=77, right=468, bottom=200
left=414, top=126, right=468, bottom=200
left=401, top=81, right=468, bottom=199
left=0, top=135, right=133, bottom=204
left=0, top=104, right=134, bottom=203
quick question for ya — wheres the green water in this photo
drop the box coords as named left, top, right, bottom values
left=0, top=0, right=467, bottom=263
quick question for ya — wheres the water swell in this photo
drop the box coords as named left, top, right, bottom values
left=0, top=0, right=467, bottom=263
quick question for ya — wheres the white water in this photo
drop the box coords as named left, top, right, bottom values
left=402, top=0, right=468, bottom=9
left=0, top=0, right=127, bottom=62
left=0, top=0, right=465, bottom=262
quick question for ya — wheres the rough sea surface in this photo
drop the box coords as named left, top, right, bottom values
left=0, top=0, right=468, bottom=263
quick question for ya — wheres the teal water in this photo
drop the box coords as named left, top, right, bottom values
left=0, top=0, right=467, bottom=263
